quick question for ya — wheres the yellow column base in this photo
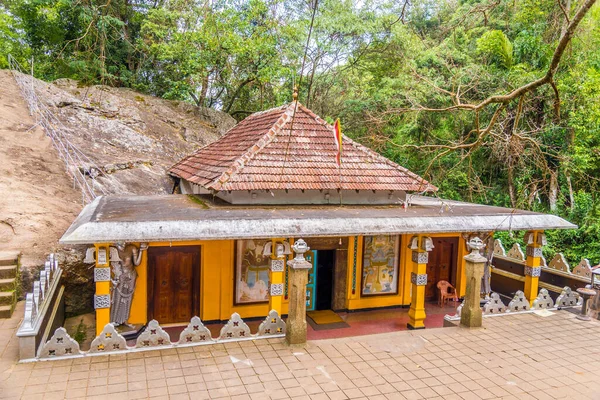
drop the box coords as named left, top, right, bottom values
left=408, top=285, right=426, bottom=329
left=524, top=275, right=539, bottom=306
left=95, top=308, right=110, bottom=336
left=408, top=254, right=427, bottom=330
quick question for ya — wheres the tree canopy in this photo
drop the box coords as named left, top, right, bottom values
left=2, top=0, right=600, bottom=264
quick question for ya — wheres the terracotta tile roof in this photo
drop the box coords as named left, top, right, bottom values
left=169, top=102, right=437, bottom=192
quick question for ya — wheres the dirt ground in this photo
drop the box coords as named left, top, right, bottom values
left=0, top=70, right=82, bottom=268
left=0, top=69, right=235, bottom=273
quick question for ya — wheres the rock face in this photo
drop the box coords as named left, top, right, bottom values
left=0, top=70, right=235, bottom=314
left=37, top=76, right=236, bottom=195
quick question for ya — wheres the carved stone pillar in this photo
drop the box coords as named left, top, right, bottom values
left=285, top=239, right=312, bottom=346
left=460, top=237, right=487, bottom=328
left=407, top=235, right=434, bottom=330
left=524, top=230, right=545, bottom=305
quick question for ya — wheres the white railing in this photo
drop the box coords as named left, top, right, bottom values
left=16, top=254, right=64, bottom=359
left=7, top=55, right=107, bottom=204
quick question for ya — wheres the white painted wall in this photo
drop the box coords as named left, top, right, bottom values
left=179, top=179, right=407, bottom=205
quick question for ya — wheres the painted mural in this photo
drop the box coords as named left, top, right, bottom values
left=235, top=240, right=270, bottom=304
left=361, top=235, right=399, bottom=296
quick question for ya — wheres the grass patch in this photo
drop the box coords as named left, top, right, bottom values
left=187, top=195, right=209, bottom=209
left=70, top=318, right=87, bottom=345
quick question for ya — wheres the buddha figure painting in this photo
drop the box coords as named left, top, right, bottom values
left=362, top=235, right=399, bottom=296
left=236, top=239, right=271, bottom=304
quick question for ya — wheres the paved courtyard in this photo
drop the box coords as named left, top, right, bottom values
left=1, top=303, right=599, bottom=400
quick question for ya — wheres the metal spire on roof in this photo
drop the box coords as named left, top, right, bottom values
left=292, top=85, right=298, bottom=101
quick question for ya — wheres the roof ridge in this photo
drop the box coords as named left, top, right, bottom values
left=169, top=104, right=291, bottom=177
left=207, top=103, right=296, bottom=190
left=293, top=103, right=436, bottom=192
left=341, top=136, right=437, bottom=192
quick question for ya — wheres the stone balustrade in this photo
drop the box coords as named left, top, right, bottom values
left=448, top=286, right=583, bottom=325
left=17, top=254, right=64, bottom=360
left=34, top=310, right=286, bottom=361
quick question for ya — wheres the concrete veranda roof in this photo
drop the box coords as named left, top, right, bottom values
left=59, top=194, right=576, bottom=245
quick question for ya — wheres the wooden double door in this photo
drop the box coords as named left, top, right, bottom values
left=148, top=246, right=200, bottom=324
left=425, top=238, right=458, bottom=301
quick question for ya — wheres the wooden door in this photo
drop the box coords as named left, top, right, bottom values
left=148, top=246, right=200, bottom=324
left=425, top=238, right=458, bottom=301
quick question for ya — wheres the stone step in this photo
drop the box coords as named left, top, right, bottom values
left=0, top=251, right=20, bottom=267
left=0, top=265, right=17, bottom=279
left=0, top=278, right=16, bottom=292
left=0, top=291, right=16, bottom=306
left=0, top=304, right=14, bottom=319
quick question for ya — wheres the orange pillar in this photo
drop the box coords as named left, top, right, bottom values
left=268, top=239, right=286, bottom=315
left=407, top=235, right=434, bottom=329
left=524, top=231, right=545, bottom=306
left=94, top=244, right=111, bottom=336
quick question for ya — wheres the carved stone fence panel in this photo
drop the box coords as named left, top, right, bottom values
left=32, top=310, right=286, bottom=361
left=447, top=286, right=583, bottom=323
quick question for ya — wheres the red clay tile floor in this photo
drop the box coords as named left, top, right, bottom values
left=157, top=301, right=460, bottom=342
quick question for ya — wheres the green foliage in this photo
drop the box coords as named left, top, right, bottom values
left=477, top=30, right=514, bottom=69
left=0, top=5, right=29, bottom=68
left=2, top=0, right=600, bottom=264
left=70, top=318, right=87, bottom=345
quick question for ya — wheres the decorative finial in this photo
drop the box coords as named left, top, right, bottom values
left=292, top=85, right=298, bottom=101
left=292, top=239, right=309, bottom=260
left=467, top=237, right=485, bottom=255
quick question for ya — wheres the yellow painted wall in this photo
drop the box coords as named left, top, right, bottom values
left=123, top=232, right=467, bottom=325
left=346, top=233, right=465, bottom=311
left=346, top=235, right=409, bottom=310
left=128, top=243, right=147, bottom=324
left=127, top=239, right=287, bottom=325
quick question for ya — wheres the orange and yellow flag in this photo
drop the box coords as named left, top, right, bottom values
left=333, top=118, right=342, bottom=165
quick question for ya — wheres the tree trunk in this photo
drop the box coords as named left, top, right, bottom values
left=566, top=173, right=574, bottom=210
left=549, top=171, right=558, bottom=211
left=224, top=77, right=254, bottom=113
left=198, top=73, right=209, bottom=107
left=561, top=0, right=572, bottom=37
left=528, top=182, right=538, bottom=208
left=507, top=159, right=516, bottom=208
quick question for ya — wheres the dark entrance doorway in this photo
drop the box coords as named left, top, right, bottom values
left=315, top=250, right=335, bottom=310
left=426, top=238, right=458, bottom=301
left=147, top=246, right=200, bottom=324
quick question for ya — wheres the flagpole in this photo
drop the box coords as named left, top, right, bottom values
left=333, top=118, right=343, bottom=205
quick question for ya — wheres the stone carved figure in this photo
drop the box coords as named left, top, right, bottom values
left=110, top=242, right=147, bottom=326
left=482, top=236, right=494, bottom=298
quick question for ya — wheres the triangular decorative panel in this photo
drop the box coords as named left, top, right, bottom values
left=573, top=259, right=592, bottom=279
left=178, top=316, right=214, bottom=344
left=483, top=293, right=507, bottom=314
left=506, top=243, right=525, bottom=261
left=548, top=253, right=570, bottom=273
left=135, top=320, right=171, bottom=348
left=39, top=327, right=81, bottom=358
left=218, top=313, right=251, bottom=340
left=89, top=324, right=128, bottom=353
left=493, top=239, right=506, bottom=257
left=507, top=290, right=530, bottom=312
left=257, top=310, right=286, bottom=336
left=532, top=288, right=554, bottom=309
left=556, top=286, right=581, bottom=308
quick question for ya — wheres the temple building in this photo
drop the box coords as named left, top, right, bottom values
left=59, top=100, right=575, bottom=336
